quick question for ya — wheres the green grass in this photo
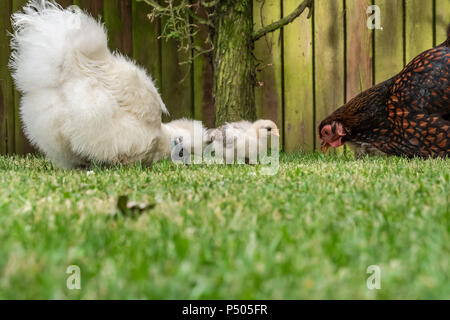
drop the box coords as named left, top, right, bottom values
left=0, top=153, right=449, bottom=299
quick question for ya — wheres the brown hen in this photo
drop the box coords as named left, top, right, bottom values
left=319, top=25, right=450, bottom=158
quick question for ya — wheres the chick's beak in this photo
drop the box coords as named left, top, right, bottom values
left=271, top=129, right=280, bottom=137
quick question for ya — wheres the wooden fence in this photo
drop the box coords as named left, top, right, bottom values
left=0, top=0, right=449, bottom=154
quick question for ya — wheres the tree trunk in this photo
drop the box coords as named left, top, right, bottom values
left=213, top=0, right=256, bottom=126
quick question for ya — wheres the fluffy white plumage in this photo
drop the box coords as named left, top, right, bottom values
left=10, top=0, right=170, bottom=168
left=208, top=119, right=279, bottom=161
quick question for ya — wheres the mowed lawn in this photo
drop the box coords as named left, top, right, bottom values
left=0, top=153, right=449, bottom=299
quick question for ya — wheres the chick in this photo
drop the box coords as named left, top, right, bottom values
left=208, top=120, right=279, bottom=163
left=162, top=118, right=208, bottom=162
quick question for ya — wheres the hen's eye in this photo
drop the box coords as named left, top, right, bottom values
left=267, top=127, right=272, bottom=132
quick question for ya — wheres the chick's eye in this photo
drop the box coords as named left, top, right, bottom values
left=266, top=127, right=272, bottom=132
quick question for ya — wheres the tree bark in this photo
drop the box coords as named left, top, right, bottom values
left=213, top=0, right=255, bottom=126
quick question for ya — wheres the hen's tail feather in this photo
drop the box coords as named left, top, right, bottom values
left=9, top=0, right=108, bottom=93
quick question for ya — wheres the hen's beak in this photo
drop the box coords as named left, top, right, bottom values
left=321, top=142, right=329, bottom=153
left=271, top=129, right=280, bottom=137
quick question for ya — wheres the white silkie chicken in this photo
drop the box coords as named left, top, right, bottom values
left=10, top=0, right=170, bottom=168
left=208, top=120, right=280, bottom=163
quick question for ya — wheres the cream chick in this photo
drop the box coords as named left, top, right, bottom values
left=162, top=118, right=208, bottom=160
left=208, top=119, right=279, bottom=162
left=10, top=0, right=169, bottom=168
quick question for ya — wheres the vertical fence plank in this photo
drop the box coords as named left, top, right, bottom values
left=345, top=0, right=373, bottom=156
left=12, top=0, right=35, bottom=154
left=11, top=0, right=27, bottom=17
left=56, top=0, right=73, bottom=7
left=405, top=0, right=433, bottom=62
left=193, top=35, right=214, bottom=127
left=132, top=0, right=162, bottom=89
left=314, top=0, right=345, bottom=150
left=254, top=0, right=283, bottom=143
left=73, top=0, right=103, bottom=18
left=104, top=0, right=133, bottom=56
left=193, top=7, right=214, bottom=128
left=374, top=0, right=404, bottom=83
left=160, top=4, right=193, bottom=122
left=435, top=0, right=450, bottom=45
left=283, top=0, right=314, bottom=152
left=160, top=41, right=193, bottom=122
left=346, top=0, right=373, bottom=99
left=0, top=0, right=15, bottom=154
